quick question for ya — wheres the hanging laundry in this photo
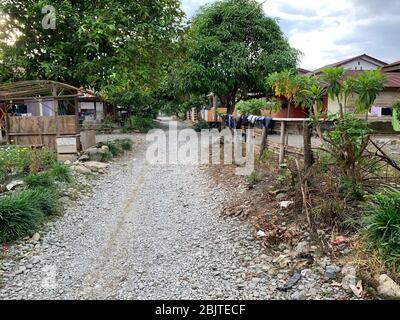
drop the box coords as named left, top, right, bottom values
left=226, top=114, right=236, bottom=129
left=382, top=108, right=393, bottom=116
left=241, top=115, right=249, bottom=127
left=264, top=117, right=273, bottom=128
left=370, top=106, right=382, bottom=117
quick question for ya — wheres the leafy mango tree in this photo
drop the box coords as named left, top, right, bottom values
left=0, top=0, right=184, bottom=96
left=181, top=0, right=299, bottom=114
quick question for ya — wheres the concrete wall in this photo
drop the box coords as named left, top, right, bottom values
left=327, top=90, right=400, bottom=114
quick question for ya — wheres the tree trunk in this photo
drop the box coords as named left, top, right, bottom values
left=303, top=120, right=314, bottom=169
left=337, top=97, right=344, bottom=120
left=260, top=125, right=268, bottom=158
left=279, top=121, right=286, bottom=164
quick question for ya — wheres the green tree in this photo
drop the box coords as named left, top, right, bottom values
left=353, top=69, right=387, bottom=119
left=267, top=69, right=304, bottom=117
left=0, top=0, right=184, bottom=94
left=182, top=0, right=299, bottom=114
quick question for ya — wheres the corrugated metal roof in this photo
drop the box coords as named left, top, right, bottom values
left=310, top=54, right=388, bottom=75
left=383, top=60, right=400, bottom=73
left=344, top=70, right=400, bottom=88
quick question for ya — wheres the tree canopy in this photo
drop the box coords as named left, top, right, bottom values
left=0, top=0, right=184, bottom=96
left=179, top=0, right=299, bottom=113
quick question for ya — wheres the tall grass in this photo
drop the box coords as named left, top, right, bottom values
left=0, top=188, right=59, bottom=243
left=364, top=187, right=400, bottom=269
left=24, top=172, right=55, bottom=189
left=0, top=191, right=43, bottom=243
left=28, top=188, right=59, bottom=217
left=50, top=163, right=73, bottom=183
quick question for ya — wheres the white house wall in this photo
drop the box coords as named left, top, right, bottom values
left=96, top=102, right=104, bottom=121
left=341, top=58, right=381, bottom=71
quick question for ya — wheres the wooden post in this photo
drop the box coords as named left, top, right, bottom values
left=74, top=95, right=79, bottom=132
left=303, top=120, right=314, bottom=169
left=5, top=106, right=10, bottom=144
left=279, top=121, right=286, bottom=164
left=52, top=84, right=59, bottom=137
left=259, top=125, right=268, bottom=158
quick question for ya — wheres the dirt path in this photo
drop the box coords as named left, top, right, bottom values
left=0, top=119, right=351, bottom=300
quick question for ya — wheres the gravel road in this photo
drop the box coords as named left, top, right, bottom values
left=0, top=119, right=349, bottom=300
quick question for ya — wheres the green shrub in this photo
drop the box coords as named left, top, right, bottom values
left=116, top=139, right=133, bottom=151
left=29, top=149, right=57, bottom=173
left=340, top=178, right=364, bottom=201
left=364, top=188, right=400, bottom=269
left=123, top=116, right=154, bottom=133
left=237, top=98, right=268, bottom=116
left=193, top=120, right=209, bottom=132
left=97, top=141, right=123, bottom=157
left=101, top=150, right=113, bottom=162
left=246, top=171, right=260, bottom=184
left=50, top=163, right=73, bottom=183
left=0, top=191, right=43, bottom=243
left=276, top=164, right=291, bottom=185
left=0, top=146, right=31, bottom=183
left=28, top=188, right=59, bottom=217
left=24, top=172, right=55, bottom=189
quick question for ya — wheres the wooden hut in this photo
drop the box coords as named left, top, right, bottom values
left=0, top=80, right=85, bottom=159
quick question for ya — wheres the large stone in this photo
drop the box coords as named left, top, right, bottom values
left=294, top=241, right=310, bottom=257
left=280, top=201, right=294, bottom=209
left=83, top=161, right=108, bottom=172
left=6, top=180, right=24, bottom=191
left=341, top=264, right=357, bottom=292
left=276, top=193, right=287, bottom=201
left=257, top=230, right=266, bottom=238
left=341, top=264, right=356, bottom=276
left=83, top=147, right=107, bottom=162
left=75, top=165, right=92, bottom=175
left=325, top=265, right=341, bottom=280
left=78, top=154, right=90, bottom=162
left=342, top=274, right=357, bottom=292
left=377, top=274, right=400, bottom=300
left=291, top=290, right=306, bottom=300
left=31, top=233, right=40, bottom=242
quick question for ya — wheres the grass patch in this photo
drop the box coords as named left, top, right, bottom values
left=24, top=172, right=55, bottom=189
left=50, top=163, right=73, bottom=183
left=364, top=187, right=400, bottom=270
left=28, top=187, right=59, bottom=217
left=0, top=191, right=43, bottom=243
left=122, top=116, right=154, bottom=133
left=246, top=171, right=260, bottom=185
left=116, top=139, right=133, bottom=151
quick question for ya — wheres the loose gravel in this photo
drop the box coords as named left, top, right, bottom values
left=0, top=124, right=351, bottom=300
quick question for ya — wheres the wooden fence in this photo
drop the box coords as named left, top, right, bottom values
left=7, top=115, right=79, bottom=150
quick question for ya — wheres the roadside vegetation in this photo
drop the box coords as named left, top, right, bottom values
left=261, top=67, right=400, bottom=284
left=0, top=147, right=66, bottom=243
left=0, top=138, right=133, bottom=244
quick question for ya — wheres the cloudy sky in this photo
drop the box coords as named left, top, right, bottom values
left=181, top=0, right=400, bottom=71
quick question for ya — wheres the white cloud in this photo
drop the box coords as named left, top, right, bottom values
left=181, top=0, right=400, bottom=70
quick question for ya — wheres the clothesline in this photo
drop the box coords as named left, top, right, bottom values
left=221, top=114, right=273, bottom=130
